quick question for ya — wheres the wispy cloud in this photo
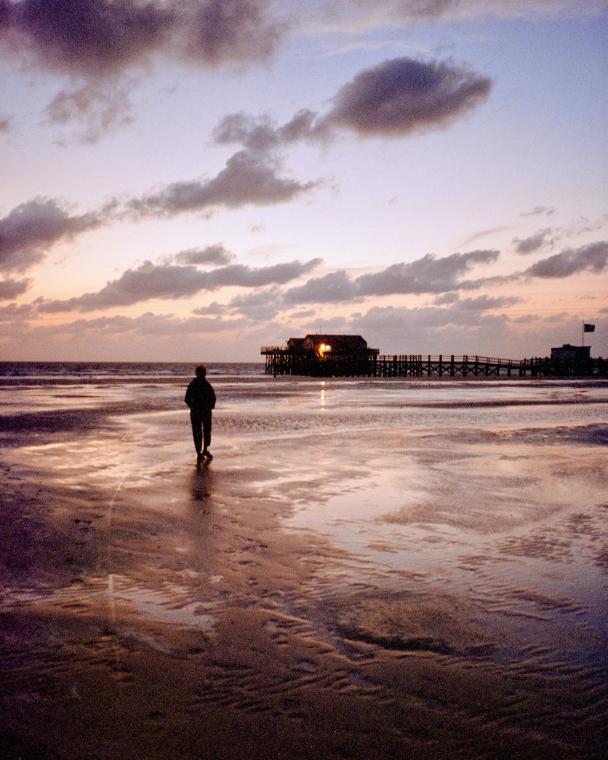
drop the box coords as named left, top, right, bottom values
left=521, top=205, right=555, bottom=217
left=314, top=1, right=605, bottom=33
left=46, top=78, right=136, bottom=145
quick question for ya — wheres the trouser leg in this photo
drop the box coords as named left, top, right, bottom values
left=190, top=413, right=202, bottom=453
left=202, top=412, right=212, bottom=450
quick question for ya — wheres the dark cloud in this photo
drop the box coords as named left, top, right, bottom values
left=0, top=0, right=173, bottom=75
left=228, top=286, right=283, bottom=321
left=173, top=245, right=234, bottom=266
left=284, top=250, right=499, bottom=304
left=215, top=56, right=490, bottom=150
left=283, top=270, right=358, bottom=304
left=209, top=259, right=322, bottom=288
left=0, top=198, right=103, bottom=272
left=0, top=1, right=282, bottom=76
left=39, top=258, right=321, bottom=312
left=0, top=277, right=30, bottom=299
left=521, top=205, right=555, bottom=217
left=513, top=228, right=555, bottom=255
left=321, top=56, right=491, bottom=137
left=0, top=300, right=35, bottom=321
left=0, top=2, right=283, bottom=138
left=355, top=250, right=499, bottom=296
left=128, top=150, right=319, bottom=217
left=182, top=0, right=284, bottom=67
left=523, top=241, right=608, bottom=279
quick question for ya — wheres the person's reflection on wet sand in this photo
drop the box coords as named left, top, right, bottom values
left=191, top=461, right=213, bottom=514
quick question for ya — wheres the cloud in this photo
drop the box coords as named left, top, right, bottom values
left=46, top=78, right=135, bottom=144
left=0, top=1, right=284, bottom=138
left=458, top=225, right=512, bottom=248
left=523, top=241, right=608, bottom=279
left=513, top=228, right=556, bottom=254
left=213, top=109, right=326, bottom=151
left=25, top=311, right=245, bottom=338
left=173, top=244, right=234, bottom=266
left=0, top=114, right=11, bottom=133
left=39, top=257, right=322, bottom=312
left=316, top=1, right=605, bottom=32
left=0, top=198, right=104, bottom=272
left=355, top=250, right=499, bottom=295
left=0, top=300, right=36, bottom=322
left=128, top=149, right=320, bottom=217
left=283, top=270, right=359, bottom=304
left=0, top=1, right=282, bottom=75
left=455, top=294, right=520, bottom=310
left=228, top=286, right=283, bottom=321
left=521, top=205, right=555, bottom=217
left=192, top=301, right=228, bottom=316
left=284, top=250, right=499, bottom=304
left=321, top=56, right=491, bottom=137
left=340, top=301, right=511, bottom=352
left=215, top=55, right=491, bottom=149
left=182, top=0, right=285, bottom=67
left=0, top=278, right=30, bottom=299
left=463, top=240, right=608, bottom=291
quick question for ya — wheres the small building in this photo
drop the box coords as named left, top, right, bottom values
left=262, top=334, right=379, bottom=376
left=289, top=334, right=375, bottom=359
left=550, top=344, right=591, bottom=374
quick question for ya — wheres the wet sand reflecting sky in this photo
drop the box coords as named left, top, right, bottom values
left=1, top=367, right=607, bottom=758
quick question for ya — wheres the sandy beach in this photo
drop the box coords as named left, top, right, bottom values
left=1, top=365, right=607, bottom=759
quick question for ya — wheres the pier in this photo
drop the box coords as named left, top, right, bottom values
left=262, top=349, right=552, bottom=378
left=261, top=334, right=607, bottom=378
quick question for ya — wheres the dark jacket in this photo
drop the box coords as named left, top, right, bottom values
left=185, top=377, right=216, bottom=416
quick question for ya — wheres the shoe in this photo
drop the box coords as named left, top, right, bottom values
left=196, top=452, right=203, bottom=465
left=203, top=450, right=213, bottom=460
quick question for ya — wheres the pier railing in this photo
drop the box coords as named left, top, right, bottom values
left=261, top=349, right=608, bottom=377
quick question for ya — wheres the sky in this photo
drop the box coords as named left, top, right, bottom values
left=1, top=0, right=607, bottom=362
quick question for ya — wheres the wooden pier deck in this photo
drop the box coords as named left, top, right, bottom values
left=261, top=348, right=557, bottom=378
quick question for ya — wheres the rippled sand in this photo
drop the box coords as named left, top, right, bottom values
left=1, top=374, right=607, bottom=758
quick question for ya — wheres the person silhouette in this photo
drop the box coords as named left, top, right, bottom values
left=185, top=365, right=216, bottom=465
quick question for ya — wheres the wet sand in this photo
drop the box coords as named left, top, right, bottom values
left=1, top=372, right=607, bottom=759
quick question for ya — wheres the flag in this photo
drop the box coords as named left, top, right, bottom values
left=583, top=323, right=595, bottom=332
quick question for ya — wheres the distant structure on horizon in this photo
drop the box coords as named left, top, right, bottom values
left=261, top=334, right=606, bottom=378
left=550, top=344, right=591, bottom=375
